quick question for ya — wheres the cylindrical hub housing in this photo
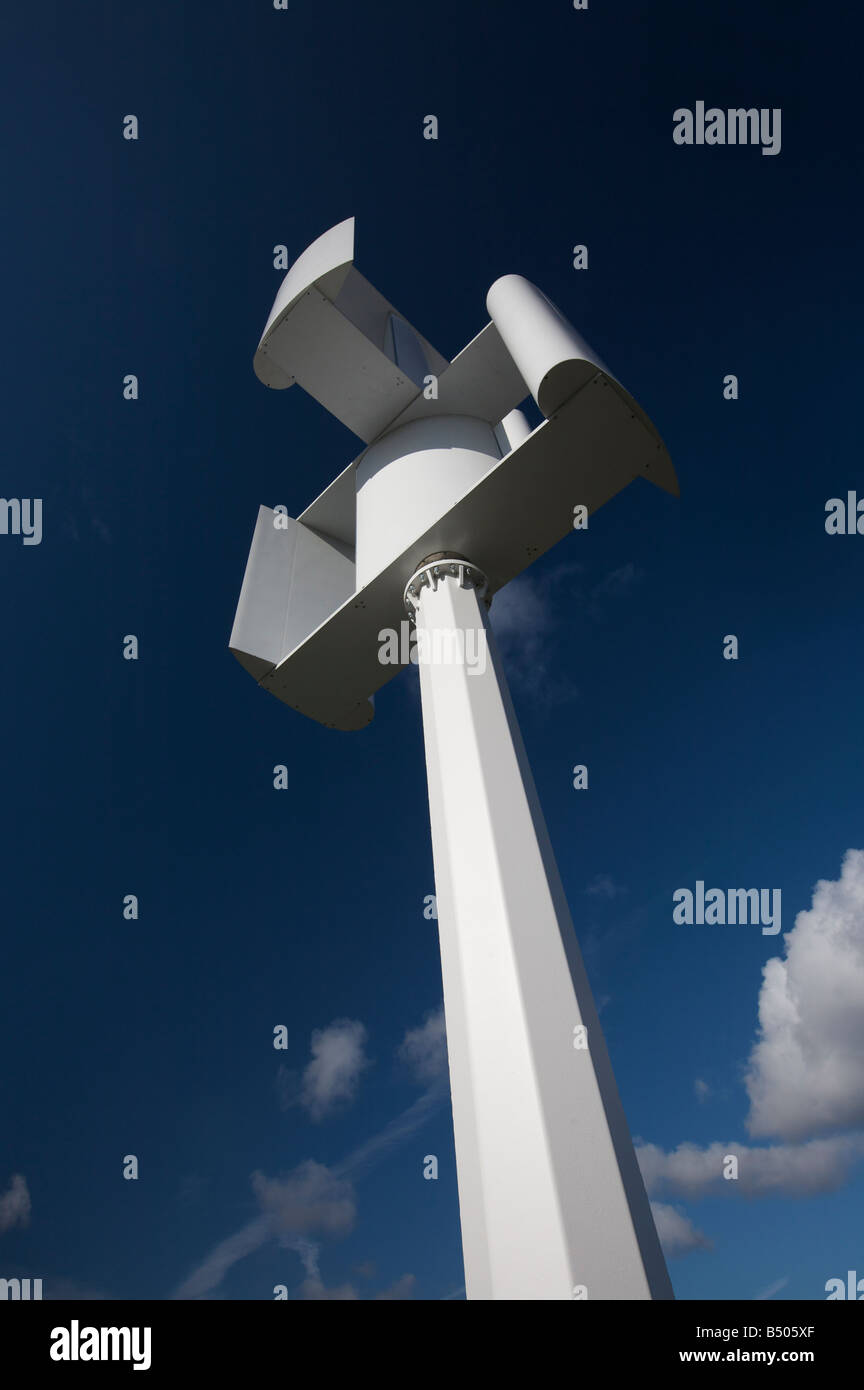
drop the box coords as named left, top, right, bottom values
left=354, top=415, right=501, bottom=588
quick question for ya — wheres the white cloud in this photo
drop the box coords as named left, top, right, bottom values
left=175, top=1007, right=452, bottom=1300
left=397, top=1007, right=448, bottom=1085
left=638, top=849, right=864, bottom=1233
left=745, top=848, right=864, bottom=1141
left=694, top=1079, right=710, bottom=1102
left=637, top=1135, right=864, bottom=1199
left=252, top=1162, right=356, bottom=1240
left=300, top=1019, right=371, bottom=1121
left=174, top=1161, right=355, bottom=1300
left=650, top=1202, right=711, bottom=1257
left=174, top=1009, right=451, bottom=1299
left=0, top=1174, right=30, bottom=1233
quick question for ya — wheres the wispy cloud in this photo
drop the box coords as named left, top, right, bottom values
left=585, top=874, right=628, bottom=900
left=175, top=1010, right=449, bottom=1299
left=374, top=1273, right=416, bottom=1300
left=174, top=1213, right=274, bottom=1300
left=650, top=1202, right=711, bottom=1257
left=334, top=1079, right=449, bottom=1182
left=488, top=564, right=579, bottom=705
left=488, top=558, right=643, bottom=705
left=298, top=1276, right=360, bottom=1300
left=755, top=1275, right=789, bottom=1301
left=296, top=1270, right=416, bottom=1300
left=0, top=1174, right=30, bottom=1233
left=174, top=1161, right=356, bottom=1301
left=586, top=562, right=642, bottom=617
left=396, top=1006, right=447, bottom=1085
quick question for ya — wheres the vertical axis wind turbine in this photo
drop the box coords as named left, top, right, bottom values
left=230, top=218, right=679, bottom=1300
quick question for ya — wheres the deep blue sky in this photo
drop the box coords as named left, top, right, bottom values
left=2, top=1, right=862, bottom=1300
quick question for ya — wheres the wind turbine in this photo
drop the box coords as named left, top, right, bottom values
left=230, top=218, right=678, bottom=1300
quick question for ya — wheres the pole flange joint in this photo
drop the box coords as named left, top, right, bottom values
left=403, top=554, right=490, bottom=622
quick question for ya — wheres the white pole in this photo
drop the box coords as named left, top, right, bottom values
left=406, top=558, right=673, bottom=1302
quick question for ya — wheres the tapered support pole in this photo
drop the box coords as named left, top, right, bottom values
left=406, top=558, right=673, bottom=1301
